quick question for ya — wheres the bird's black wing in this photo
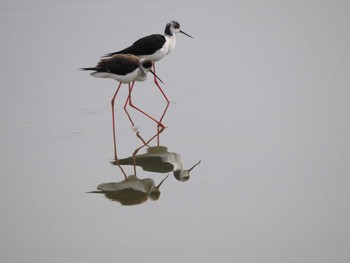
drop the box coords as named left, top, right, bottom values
left=118, top=155, right=174, bottom=173
left=104, top=34, right=166, bottom=57
left=95, top=54, right=139, bottom=75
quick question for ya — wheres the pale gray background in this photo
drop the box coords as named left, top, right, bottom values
left=0, top=0, right=349, bottom=262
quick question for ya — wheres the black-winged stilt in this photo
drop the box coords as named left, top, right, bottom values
left=88, top=174, right=169, bottom=206
left=104, top=21, right=193, bottom=62
left=117, top=146, right=201, bottom=181
left=81, top=53, right=164, bottom=161
left=104, top=21, right=193, bottom=143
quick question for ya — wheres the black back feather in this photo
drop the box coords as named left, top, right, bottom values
left=104, top=34, right=166, bottom=57
left=82, top=54, right=140, bottom=75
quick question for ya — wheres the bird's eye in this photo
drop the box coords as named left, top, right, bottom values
left=172, top=21, right=180, bottom=29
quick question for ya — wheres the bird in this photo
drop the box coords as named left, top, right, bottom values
left=81, top=53, right=163, bottom=83
left=115, top=146, right=201, bottom=182
left=81, top=53, right=164, bottom=161
left=87, top=174, right=169, bottom=206
left=103, top=21, right=193, bottom=144
left=104, top=21, right=193, bottom=62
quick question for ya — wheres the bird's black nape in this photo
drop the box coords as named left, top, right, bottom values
left=164, top=21, right=179, bottom=36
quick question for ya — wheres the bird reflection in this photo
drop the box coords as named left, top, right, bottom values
left=114, top=146, right=201, bottom=182
left=88, top=174, right=168, bottom=206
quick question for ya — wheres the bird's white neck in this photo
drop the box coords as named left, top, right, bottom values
left=165, top=34, right=176, bottom=55
left=137, top=69, right=147, bottom=81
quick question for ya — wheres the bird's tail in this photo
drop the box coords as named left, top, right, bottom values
left=102, top=51, right=119, bottom=58
left=116, top=157, right=134, bottom=166
left=80, top=67, right=96, bottom=71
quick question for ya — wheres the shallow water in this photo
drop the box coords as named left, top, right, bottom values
left=1, top=1, right=350, bottom=262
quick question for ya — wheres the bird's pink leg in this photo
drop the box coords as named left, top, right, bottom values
left=123, top=82, right=136, bottom=127
left=128, top=82, right=165, bottom=128
left=131, top=127, right=165, bottom=175
left=127, top=80, right=166, bottom=149
left=124, top=82, right=151, bottom=148
left=111, top=82, right=123, bottom=162
left=152, top=63, right=170, bottom=145
left=111, top=83, right=129, bottom=179
left=116, top=163, right=128, bottom=179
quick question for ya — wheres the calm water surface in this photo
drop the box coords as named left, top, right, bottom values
left=1, top=1, right=349, bottom=262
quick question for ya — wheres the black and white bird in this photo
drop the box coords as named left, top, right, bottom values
left=81, top=53, right=162, bottom=83
left=81, top=53, right=164, bottom=161
left=103, top=21, right=193, bottom=143
left=103, top=21, right=193, bottom=63
left=117, top=146, right=201, bottom=182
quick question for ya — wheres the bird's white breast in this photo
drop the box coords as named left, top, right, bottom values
left=139, top=35, right=176, bottom=62
left=136, top=69, right=148, bottom=82
left=91, top=69, right=140, bottom=83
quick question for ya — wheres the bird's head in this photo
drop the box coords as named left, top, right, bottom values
left=173, top=160, right=201, bottom=182
left=166, top=21, right=193, bottom=38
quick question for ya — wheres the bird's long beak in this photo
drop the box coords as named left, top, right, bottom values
left=180, top=30, right=193, bottom=38
left=188, top=160, right=201, bottom=172
left=156, top=174, right=169, bottom=189
left=150, top=70, right=164, bottom=84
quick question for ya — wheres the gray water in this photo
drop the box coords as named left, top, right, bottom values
left=1, top=1, right=349, bottom=262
